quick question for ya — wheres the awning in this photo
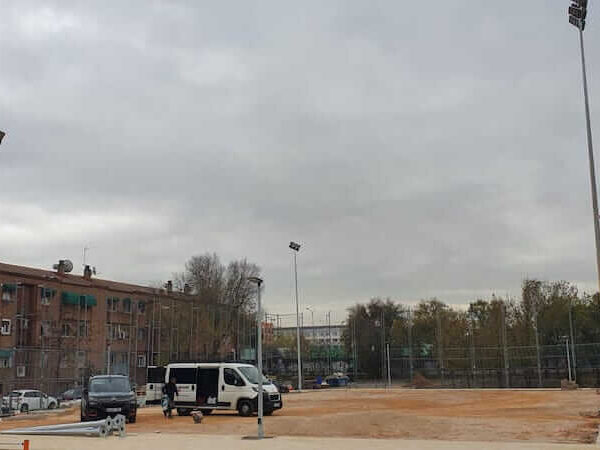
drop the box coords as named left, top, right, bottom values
left=61, top=292, right=97, bottom=307
left=1, top=284, right=17, bottom=293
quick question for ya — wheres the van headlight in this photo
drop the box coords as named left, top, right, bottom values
left=251, top=387, right=258, bottom=393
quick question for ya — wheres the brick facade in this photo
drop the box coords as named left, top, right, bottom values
left=0, top=261, right=237, bottom=396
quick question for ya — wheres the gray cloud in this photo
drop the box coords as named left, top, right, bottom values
left=1, top=1, right=599, bottom=323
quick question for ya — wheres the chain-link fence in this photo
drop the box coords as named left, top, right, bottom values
left=347, top=294, right=600, bottom=388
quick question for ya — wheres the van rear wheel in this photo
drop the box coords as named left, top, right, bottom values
left=238, top=400, right=253, bottom=417
left=177, top=408, right=192, bottom=416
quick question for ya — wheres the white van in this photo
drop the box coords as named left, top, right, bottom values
left=164, top=362, right=282, bottom=416
left=146, top=366, right=166, bottom=404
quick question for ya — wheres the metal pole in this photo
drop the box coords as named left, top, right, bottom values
left=255, top=281, right=264, bottom=439
left=566, top=338, right=572, bottom=382
left=107, top=343, right=111, bottom=375
left=568, top=299, right=576, bottom=382
left=533, top=306, right=542, bottom=388
left=386, top=343, right=391, bottom=388
left=408, top=308, right=413, bottom=383
left=578, top=27, right=600, bottom=295
left=328, top=311, right=332, bottom=374
left=501, top=302, right=509, bottom=388
left=293, top=251, right=302, bottom=391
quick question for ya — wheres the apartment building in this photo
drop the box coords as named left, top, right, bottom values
left=0, top=260, right=239, bottom=396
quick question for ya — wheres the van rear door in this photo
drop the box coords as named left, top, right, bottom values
left=169, top=367, right=197, bottom=404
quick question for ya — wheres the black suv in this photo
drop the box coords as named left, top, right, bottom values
left=81, top=375, right=137, bottom=423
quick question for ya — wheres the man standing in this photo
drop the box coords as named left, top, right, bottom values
left=163, top=377, right=178, bottom=418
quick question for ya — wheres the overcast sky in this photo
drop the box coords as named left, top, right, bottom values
left=1, top=1, right=599, bottom=324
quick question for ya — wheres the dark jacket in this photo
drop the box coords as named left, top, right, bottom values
left=164, top=381, right=178, bottom=400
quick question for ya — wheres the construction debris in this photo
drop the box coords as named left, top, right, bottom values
left=560, top=379, right=578, bottom=390
left=0, top=414, right=127, bottom=438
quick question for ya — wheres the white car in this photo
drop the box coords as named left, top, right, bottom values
left=2, top=390, right=58, bottom=413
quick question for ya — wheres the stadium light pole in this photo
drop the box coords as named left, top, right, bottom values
left=569, top=0, right=600, bottom=294
left=289, top=241, right=302, bottom=391
left=306, top=306, right=315, bottom=341
left=247, top=276, right=264, bottom=439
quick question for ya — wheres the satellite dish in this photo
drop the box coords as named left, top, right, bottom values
left=63, top=260, right=74, bottom=273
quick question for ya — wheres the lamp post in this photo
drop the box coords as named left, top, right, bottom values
left=306, top=306, right=315, bottom=342
left=247, top=276, right=264, bottom=439
left=568, top=0, right=600, bottom=294
left=289, top=241, right=302, bottom=391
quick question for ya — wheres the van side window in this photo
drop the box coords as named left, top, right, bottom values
left=170, top=368, right=196, bottom=384
left=224, top=368, right=244, bottom=386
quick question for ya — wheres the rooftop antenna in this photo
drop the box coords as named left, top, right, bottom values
left=83, top=246, right=90, bottom=267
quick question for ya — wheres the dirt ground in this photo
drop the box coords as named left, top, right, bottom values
left=1, top=389, right=599, bottom=444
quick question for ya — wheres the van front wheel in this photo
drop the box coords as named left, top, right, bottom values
left=238, top=400, right=253, bottom=417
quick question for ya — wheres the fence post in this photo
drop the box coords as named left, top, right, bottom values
left=568, top=299, right=577, bottom=382
left=408, top=308, right=413, bottom=383
left=469, top=311, right=476, bottom=386
left=533, top=303, right=542, bottom=387
left=501, top=302, right=510, bottom=388
left=436, top=311, right=444, bottom=385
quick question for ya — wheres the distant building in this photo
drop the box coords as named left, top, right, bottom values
left=276, top=325, right=345, bottom=347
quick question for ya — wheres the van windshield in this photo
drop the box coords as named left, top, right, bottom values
left=238, top=367, right=269, bottom=385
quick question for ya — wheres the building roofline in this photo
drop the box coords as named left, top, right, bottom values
left=0, top=261, right=192, bottom=301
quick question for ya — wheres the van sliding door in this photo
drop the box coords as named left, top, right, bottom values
left=170, top=367, right=197, bottom=405
left=196, top=368, right=219, bottom=406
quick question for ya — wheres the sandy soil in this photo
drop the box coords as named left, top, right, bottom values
left=1, top=389, right=598, bottom=444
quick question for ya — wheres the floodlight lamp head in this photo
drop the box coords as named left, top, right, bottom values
left=247, top=276, right=263, bottom=286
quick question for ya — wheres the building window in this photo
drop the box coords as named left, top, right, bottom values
left=137, top=354, right=146, bottom=368
left=41, top=321, right=51, bottom=337
left=1, top=284, right=17, bottom=302
left=0, top=357, right=11, bottom=369
left=138, top=301, right=146, bottom=314
left=123, top=298, right=131, bottom=314
left=137, top=328, right=147, bottom=341
left=40, top=287, right=56, bottom=306
left=1, top=320, right=11, bottom=336
left=61, top=323, right=73, bottom=338
left=40, top=352, right=48, bottom=369
left=76, top=351, right=86, bottom=368
left=79, top=321, right=89, bottom=337
left=107, top=297, right=120, bottom=312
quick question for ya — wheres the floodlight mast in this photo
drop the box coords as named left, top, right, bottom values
left=568, top=0, right=600, bottom=294
left=289, top=241, right=302, bottom=392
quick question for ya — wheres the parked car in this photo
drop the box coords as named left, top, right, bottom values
left=1, top=390, right=59, bottom=413
left=59, top=387, right=83, bottom=401
left=81, top=375, right=137, bottom=423
left=325, top=372, right=350, bottom=387
left=273, top=381, right=291, bottom=393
